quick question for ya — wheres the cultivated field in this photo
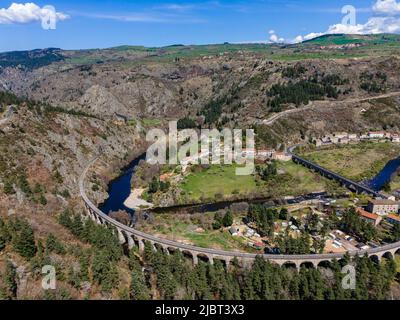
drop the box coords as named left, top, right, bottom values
left=301, top=142, right=400, bottom=182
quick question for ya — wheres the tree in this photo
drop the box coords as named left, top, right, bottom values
left=92, top=251, right=119, bottom=292
left=0, top=218, right=9, bottom=252
left=382, top=181, right=391, bottom=192
left=4, top=261, right=17, bottom=299
left=222, top=211, right=233, bottom=227
left=279, top=208, right=289, bottom=220
left=45, top=234, right=65, bottom=255
left=148, top=177, right=159, bottom=194
left=12, top=221, right=36, bottom=259
left=130, top=269, right=150, bottom=300
left=392, top=223, right=400, bottom=241
left=58, top=209, right=73, bottom=228
left=3, top=181, right=14, bottom=195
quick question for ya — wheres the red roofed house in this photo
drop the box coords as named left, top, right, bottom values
left=357, top=208, right=382, bottom=226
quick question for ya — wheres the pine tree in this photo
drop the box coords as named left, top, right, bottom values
left=3, top=181, right=14, bottom=194
left=58, top=209, right=73, bottom=228
left=45, top=233, right=65, bottom=255
left=130, top=268, right=150, bottom=300
left=222, top=211, right=233, bottom=227
left=13, top=221, right=36, bottom=259
left=4, top=261, right=17, bottom=299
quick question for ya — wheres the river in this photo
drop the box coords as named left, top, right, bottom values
left=368, top=158, right=400, bottom=191
left=99, top=154, right=146, bottom=215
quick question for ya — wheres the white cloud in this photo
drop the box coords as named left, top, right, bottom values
left=0, top=2, right=69, bottom=24
left=269, top=30, right=285, bottom=43
left=373, top=0, right=400, bottom=14
left=289, top=0, right=400, bottom=42
left=159, top=4, right=194, bottom=12
left=269, top=34, right=278, bottom=42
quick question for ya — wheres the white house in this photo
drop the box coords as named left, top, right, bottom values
left=368, top=131, right=385, bottom=139
left=392, top=134, right=400, bottom=143
left=273, top=152, right=292, bottom=162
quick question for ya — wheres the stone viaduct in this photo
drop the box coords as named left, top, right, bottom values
left=79, top=157, right=400, bottom=270
left=287, top=145, right=385, bottom=199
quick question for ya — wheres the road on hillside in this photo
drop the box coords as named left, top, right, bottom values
left=261, top=91, right=400, bottom=126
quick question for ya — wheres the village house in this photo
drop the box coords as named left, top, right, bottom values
left=333, top=132, right=348, bottom=139
left=368, top=131, right=386, bottom=139
left=241, top=148, right=256, bottom=158
left=348, top=133, right=358, bottom=141
left=357, top=208, right=382, bottom=226
left=367, top=199, right=400, bottom=216
left=392, top=134, right=400, bottom=143
left=229, top=227, right=240, bottom=236
left=273, top=152, right=292, bottom=162
left=256, top=149, right=275, bottom=159
left=339, top=137, right=350, bottom=144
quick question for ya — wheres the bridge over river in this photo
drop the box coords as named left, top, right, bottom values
left=79, top=156, right=400, bottom=269
left=287, top=145, right=386, bottom=199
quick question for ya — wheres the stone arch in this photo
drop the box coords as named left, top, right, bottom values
left=369, top=254, right=380, bottom=264
left=212, top=256, right=231, bottom=268
left=180, top=250, right=196, bottom=264
left=282, top=261, right=299, bottom=270
left=300, top=261, right=315, bottom=269
left=382, top=251, right=394, bottom=260
left=317, top=260, right=332, bottom=269
left=197, top=253, right=213, bottom=264
left=153, top=243, right=164, bottom=252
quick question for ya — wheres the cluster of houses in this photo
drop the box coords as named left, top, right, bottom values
left=241, top=149, right=292, bottom=162
left=229, top=226, right=265, bottom=250
left=357, top=199, right=400, bottom=226
left=318, top=43, right=362, bottom=50
left=314, top=131, right=400, bottom=147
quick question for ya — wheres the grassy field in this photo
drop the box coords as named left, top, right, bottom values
left=180, top=164, right=257, bottom=200
left=138, top=213, right=253, bottom=252
left=141, top=118, right=163, bottom=127
left=301, top=142, right=400, bottom=182
left=391, top=174, right=400, bottom=191
left=178, top=161, right=334, bottom=203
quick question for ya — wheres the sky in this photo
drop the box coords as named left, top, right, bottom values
left=0, top=0, right=400, bottom=52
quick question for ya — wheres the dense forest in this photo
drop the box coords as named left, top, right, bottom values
left=267, top=80, right=339, bottom=112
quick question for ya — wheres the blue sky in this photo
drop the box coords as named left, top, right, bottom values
left=0, top=0, right=394, bottom=52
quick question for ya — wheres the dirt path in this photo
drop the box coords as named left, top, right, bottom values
left=261, top=91, right=400, bottom=126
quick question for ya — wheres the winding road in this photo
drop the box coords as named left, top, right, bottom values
left=262, top=91, right=400, bottom=126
